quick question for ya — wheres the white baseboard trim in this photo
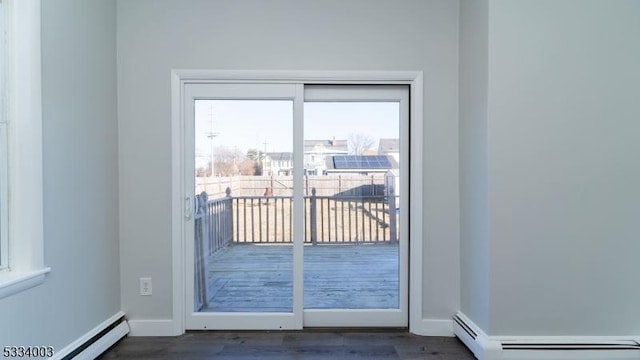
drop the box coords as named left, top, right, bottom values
left=411, top=318, right=454, bottom=337
left=453, top=311, right=640, bottom=360
left=52, top=311, right=129, bottom=360
left=128, top=319, right=180, bottom=336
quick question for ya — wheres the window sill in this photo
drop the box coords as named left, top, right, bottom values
left=0, top=267, right=51, bottom=300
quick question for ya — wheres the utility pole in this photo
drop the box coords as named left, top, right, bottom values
left=207, top=104, right=220, bottom=179
left=262, top=142, right=268, bottom=176
left=208, top=132, right=219, bottom=177
left=233, top=146, right=238, bottom=176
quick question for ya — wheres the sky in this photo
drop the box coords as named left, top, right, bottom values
left=194, top=100, right=400, bottom=161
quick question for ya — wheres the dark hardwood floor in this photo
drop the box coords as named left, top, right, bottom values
left=99, top=330, right=475, bottom=359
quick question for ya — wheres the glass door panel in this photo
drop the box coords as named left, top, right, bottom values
left=303, top=102, right=400, bottom=309
left=193, top=99, right=294, bottom=313
left=185, top=82, right=303, bottom=330
left=302, top=85, right=408, bottom=327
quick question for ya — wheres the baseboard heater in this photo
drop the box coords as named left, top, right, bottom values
left=501, top=342, right=640, bottom=351
left=454, top=313, right=477, bottom=340
left=53, top=313, right=129, bottom=360
left=453, top=312, right=640, bottom=360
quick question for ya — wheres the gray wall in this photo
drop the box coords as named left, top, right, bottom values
left=0, top=0, right=120, bottom=348
left=488, top=0, right=640, bottom=336
left=458, top=0, right=490, bottom=332
left=460, top=0, right=640, bottom=336
left=117, top=0, right=461, bottom=322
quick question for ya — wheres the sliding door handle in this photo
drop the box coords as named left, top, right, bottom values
left=185, top=196, right=192, bottom=220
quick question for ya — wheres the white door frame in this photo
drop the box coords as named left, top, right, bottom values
left=170, top=70, right=424, bottom=335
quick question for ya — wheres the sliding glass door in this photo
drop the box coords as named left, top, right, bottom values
left=184, top=83, right=408, bottom=330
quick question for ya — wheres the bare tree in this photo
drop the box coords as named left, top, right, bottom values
left=348, top=132, right=375, bottom=155
left=238, top=159, right=257, bottom=175
left=209, top=146, right=244, bottom=176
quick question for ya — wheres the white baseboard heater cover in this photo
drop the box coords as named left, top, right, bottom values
left=453, top=312, right=640, bottom=360
left=54, top=313, right=129, bottom=360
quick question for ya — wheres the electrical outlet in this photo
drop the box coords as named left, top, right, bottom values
left=140, top=277, right=152, bottom=296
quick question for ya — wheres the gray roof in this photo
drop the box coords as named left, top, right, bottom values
left=265, top=152, right=292, bottom=161
left=305, top=139, right=348, bottom=152
left=378, top=138, right=400, bottom=153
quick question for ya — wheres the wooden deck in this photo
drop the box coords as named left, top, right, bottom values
left=201, top=243, right=399, bottom=312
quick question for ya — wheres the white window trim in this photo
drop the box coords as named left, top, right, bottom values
left=0, top=0, right=50, bottom=300
left=0, top=0, right=9, bottom=269
left=170, top=70, right=423, bottom=336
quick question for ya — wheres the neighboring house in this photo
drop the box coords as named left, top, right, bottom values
left=378, top=138, right=400, bottom=164
left=264, top=152, right=293, bottom=176
left=266, top=139, right=358, bottom=176
left=304, top=138, right=348, bottom=175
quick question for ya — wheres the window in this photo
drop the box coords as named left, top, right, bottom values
left=0, top=0, right=8, bottom=270
left=0, top=0, right=48, bottom=299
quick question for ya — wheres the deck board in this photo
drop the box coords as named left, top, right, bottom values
left=201, top=243, right=399, bottom=312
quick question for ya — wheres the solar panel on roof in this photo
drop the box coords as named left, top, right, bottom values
left=333, top=155, right=392, bottom=169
